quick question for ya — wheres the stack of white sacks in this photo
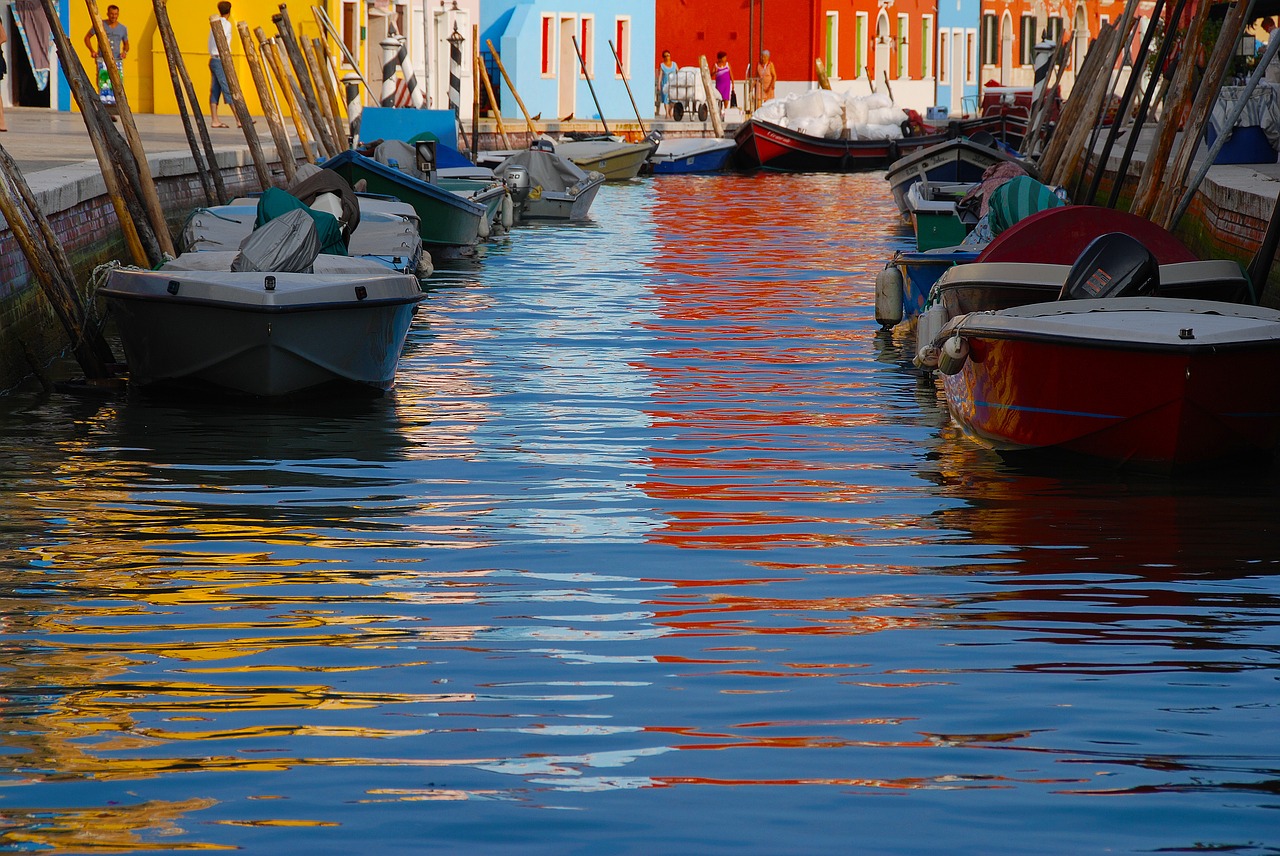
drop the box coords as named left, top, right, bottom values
left=752, top=90, right=906, bottom=140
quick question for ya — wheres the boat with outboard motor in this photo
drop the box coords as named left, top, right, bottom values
left=648, top=137, right=737, bottom=174
left=554, top=135, right=660, bottom=181
left=491, top=141, right=605, bottom=223
left=923, top=232, right=1280, bottom=467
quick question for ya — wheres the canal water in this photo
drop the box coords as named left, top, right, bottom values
left=0, top=173, right=1277, bottom=854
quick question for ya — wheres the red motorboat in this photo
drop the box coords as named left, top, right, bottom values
left=930, top=233, right=1280, bottom=467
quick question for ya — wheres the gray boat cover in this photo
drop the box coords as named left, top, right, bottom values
left=167, top=250, right=393, bottom=275
left=374, top=139, right=432, bottom=181
left=493, top=148, right=592, bottom=193
left=232, top=209, right=321, bottom=273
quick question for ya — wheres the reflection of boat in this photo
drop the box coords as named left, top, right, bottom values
left=886, top=135, right=1036, bottom=218
left=554, top=138, right=658, bottom=181
left=491, top=145, right=605, bottom=223
left=932, top=234, right=1280, bottom=467
left=648, top=137, right=737, bottom=174
left=101, top=227, right=423, bottom=397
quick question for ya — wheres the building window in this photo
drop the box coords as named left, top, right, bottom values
left=856, top=12, right=868, bottom=78
left=967, top=31, right=977, bottom=83
left=541, top=14, right=554, bottom=76
left=921, top=16, right=933, bottom=78
left=981, top=14, right=998, bottom=66
left=939, top=29, right=949, bottom=84
left=1046, top=16, right=1064, bottom=45
left=825, top=12, right=838, bottom=78
left=580, top=15, right=594, bottom=78
left=615, top=16, right=631, bottom=77
left=341, top=0, right=359, bottom=65
left=1020, top=15, right=1037, bottom=65
left=898, top=13, right=910, bottom=79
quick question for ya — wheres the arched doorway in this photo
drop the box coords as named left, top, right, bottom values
left=875, top=11, right=891, bottom=86
left=1072, top=4, right=1090, bottom=77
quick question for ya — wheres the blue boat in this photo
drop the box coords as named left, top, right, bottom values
left=648, top=137, right=737, bottom=174
left=893, top=246, right=980, bottom=320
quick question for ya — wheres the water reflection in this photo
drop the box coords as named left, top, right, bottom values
left=0, top=177, right=1273, bottom=853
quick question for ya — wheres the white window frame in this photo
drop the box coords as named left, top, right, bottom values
left=826, top=11, right=839, bottom=79
left=856, top=12, right=869, bottom=78
left=541, top=13, right=556, bottom=78
left=921, top=15, right=934, bottom=78
left=579, top=15, right=594, bottom=79
left=614, top=15, right=632, bottom=79
left=897, top=13, right=910, bottom=79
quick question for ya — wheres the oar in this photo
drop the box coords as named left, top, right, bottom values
left=571, top=35, right=609, bottom=136
left=608, top=39, right=648, bottom=136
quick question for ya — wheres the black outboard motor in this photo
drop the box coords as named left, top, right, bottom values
left=1059, top=232, right=1160, bottom=300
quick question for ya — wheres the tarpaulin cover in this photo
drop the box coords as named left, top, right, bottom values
left=232, top=208, right=321, bottom=273
left=987, top=176, right=1069, bottom=237
left=255, top=187, right=347, bottom=256
left=493, top=148, right=593, bottom=195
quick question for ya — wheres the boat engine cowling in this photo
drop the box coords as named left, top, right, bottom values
left=1059, top=232, right=1160, bottom=301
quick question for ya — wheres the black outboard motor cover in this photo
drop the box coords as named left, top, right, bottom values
left=1059, top=232, right=1160, bottom=300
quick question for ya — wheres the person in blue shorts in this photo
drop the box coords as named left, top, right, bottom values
left=208, top=1, right=233, bottom=127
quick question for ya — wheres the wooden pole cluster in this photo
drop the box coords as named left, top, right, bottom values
left=1156, top=0, right=1258, bottom=229
left=0, top=144, right=114, bottom=378
left=209, top=15, right=273, bottom=192
left=38, top=0, right=158, bottom=267
left=1129, top=0, right=1215, bottom=218
left=257, top=28, right=317, bottom=164
left=237, top=21, right=296, bottom=184
left=487, top=40, right=539, bottom=137
left=313, top=37, right=348, bottom=146
left=1023, top=36, right=1071, bottom=157
left=86, top=0, right=176, bottom=258
left=152, top=0, right=225, bottom=206
left=1071, top=0, right=1143, bottom=200
left=274, top=4, right=341, bottom=157
left=1084, top=0, right=1167, bottom=205
left=700, top=55, right=725, bottom=138
left=1040, top=24, right=1119, bottom=184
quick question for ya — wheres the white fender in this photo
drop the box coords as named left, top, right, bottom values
left=500, top=193, right=515, bottom=230
left=875, top=264, right=904, bottom=328
left=914, top=302, right=946, bottom=369
left=937, top=335, right=970, bottom=375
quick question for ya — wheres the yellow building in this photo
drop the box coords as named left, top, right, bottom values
left=66, top=0, right=368, bottom=115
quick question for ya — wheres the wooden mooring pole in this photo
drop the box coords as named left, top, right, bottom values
left=152, top=0, right=225, bottom=205
left=238, top=21, right=296, bottom=184
left=210, top=15, right=273, bottom=192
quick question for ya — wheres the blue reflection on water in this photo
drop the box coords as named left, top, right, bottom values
left=0, top=174, right=1275, bottom=854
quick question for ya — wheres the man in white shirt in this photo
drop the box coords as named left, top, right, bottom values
left=208, top=1, right=233, bottom=127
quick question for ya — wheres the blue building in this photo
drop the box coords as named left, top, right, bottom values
left=934, top=0, right=981, bottom=117
left=481, top=1, right=657, bottom=124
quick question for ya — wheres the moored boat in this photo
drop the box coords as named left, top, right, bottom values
left=929, top=234, right=1280, bottom=467
left=734, top=116, right=949, bottom=172
left=648, top=137, right=737, bottom=174
left=555, top=137, right=658, bottom=181
left=322, top=143, right=503, bottom=258
left=491, top=144, right=605, bottom=223
left=102, top=213, right=423, bottom=398
left=886, top=134, right=1037, bottom=218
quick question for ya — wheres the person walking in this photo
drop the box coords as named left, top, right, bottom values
left=659, top=50, right=677, bottom=119
left=208, top=1, right=234, bottom=128
left=713, top=51, right=733, bottom=114
left=756, top=49, right=777, bottom=105
left=84, top=4, right=128, bottom=107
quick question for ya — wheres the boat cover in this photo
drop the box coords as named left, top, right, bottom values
left=493, top=148, right=593, bottom=194
left=166, top=251, right=397, bottom=276
left=232, top=209, right=321, bottom=274
left=256, top=187, right=347, bottom=256
left=986, top=176, right=1068, bottom=236
left=287, top=165, right=361, bottom=243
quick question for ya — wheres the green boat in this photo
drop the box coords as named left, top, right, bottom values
left=905, top=181, right=978, bottom=251
left=323, top=144, right=506, bottom=258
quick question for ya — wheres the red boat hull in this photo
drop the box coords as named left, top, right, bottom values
left=734, top=118, right=947, bottom=172
left=942, top=335, right=1280, bottom=466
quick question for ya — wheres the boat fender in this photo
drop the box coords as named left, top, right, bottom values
left=416, top=254, right=434, bottom=279
left=913, top=303, right=947, bottom=369
left=937, top=335, right=970, bottom=376
left=477, top=212, right=491, bottom=239
left=887, top=140, right=900, bottom=164
left=500, top=193, right=515, bottom=230
left=874, top=264, right=904, bottom=328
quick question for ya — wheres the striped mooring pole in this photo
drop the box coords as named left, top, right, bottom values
left=1031, top=40, right=1055, bottom=104
left=381, top=37, right=400, bottom=107
left=343, top=71, right=363, bottom=139
left=448, top=24, right=464, bottom=114
left=397, top=36, right=426, bottom=108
